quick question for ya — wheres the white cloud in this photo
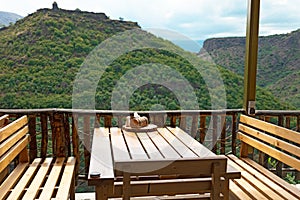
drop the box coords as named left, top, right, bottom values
left=0, top=0, right=299, bottom=41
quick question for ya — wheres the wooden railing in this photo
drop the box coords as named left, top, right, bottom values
left=1, top=108, right=299, bottom=190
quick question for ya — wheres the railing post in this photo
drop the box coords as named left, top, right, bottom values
left=40, top=113, right=48, bottom=158
left=28, top=114, right=37, bottom=162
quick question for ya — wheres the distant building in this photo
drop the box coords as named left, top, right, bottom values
left=52, top=2, right=59, bottom=10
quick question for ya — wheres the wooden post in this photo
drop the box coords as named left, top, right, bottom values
left=220, top=115, right=226, bottom=155
left=231, top=114, right=237, bottom=155
left=212, top=115, right=218, bottom=154
left=28, top=115, right=37, bottom=161
left=72, top=114, right=80, bottom=184
left=191, top=114, right=198, bottom=139
left=84, top=115, right=91, bottom=178
left=199, top=115, right=206, bottom=143
left=243, top=0, right=260, bottom=114
left=40, top=113, right=48, bottom=158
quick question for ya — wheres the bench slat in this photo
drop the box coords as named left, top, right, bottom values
left=0, top=135, right=30, bottom=173
left=54, top=157, right=76, bottom=200
left=0, top=114, right=9, bottom=128
left=229, top=155, right=299, bottom=200
left=242, top=157, right=300, bottom=198
left=38, top=157, right=65, bottom=200
left=238, top=132, right=300, bottom=171
left=0, top=126, right=28, bottom=158
left=22, top=157, right=54, bottom=199
left=227, top=155, right=288, bottom=200
left=229, top=180, right=252, bottom=200
left=239, top=124, right=300, bottom=158
left=7, top=158, right=42, bottom=200
left=0, top=115, right=27, bottom=143
left=240, top=115, right=300, bottom=145
left=0, top=162, right=28, bottom=200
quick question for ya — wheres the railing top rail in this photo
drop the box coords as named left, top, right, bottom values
left=0, top=108, right=244, bottom=115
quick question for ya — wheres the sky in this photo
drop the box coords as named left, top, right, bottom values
left=1, top=0, right=299, bottom=51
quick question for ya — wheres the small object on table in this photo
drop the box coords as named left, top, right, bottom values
left=90, top=171, right=101, bottom=178
left=123, top=112, right=157, bottom=132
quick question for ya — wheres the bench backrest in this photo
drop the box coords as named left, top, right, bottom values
left=115, top=156, right=228, bottom=199
left=0, top=115, right=30, bottom=174
left=238, top=114, right=300, bottom=171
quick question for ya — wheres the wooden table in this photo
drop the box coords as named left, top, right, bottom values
left=88, top=127, right=241, bottom=199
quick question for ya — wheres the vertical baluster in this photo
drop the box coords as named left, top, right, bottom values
left=220, top=115, right=226, bottom=155
left=199, top=115, right=206, bottom=143
left=170, top=115, right=177, bottom=128
left=231, top=113, right=237, bottom=155
left=28, top=114, right=37, bottom=162
left=64, top=113, right=71, bottom=157
left=40, top=113, right=48, bottom=158
left=179, top=115, right=187, bottom=131
left=212, top=114, right=218, bottom=154
left=104, top=115, right=112, bottom=127
left=276, top=115, right=284, bottom=178
left=72, top=114, right=80, bottom=184
left=191, top=114, right=198, bottom=139
left=83, top=115, right=91, bottom=178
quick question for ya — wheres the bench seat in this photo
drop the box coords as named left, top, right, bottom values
left=228, top=114, right=300, bottom=200
left=0, top=115, right=76, bottom=200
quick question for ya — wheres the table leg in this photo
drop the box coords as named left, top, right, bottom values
left=95, top=185, right=109, bottom=200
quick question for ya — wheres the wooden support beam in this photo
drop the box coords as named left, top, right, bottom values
left=243, top=0, right=260, bottom=114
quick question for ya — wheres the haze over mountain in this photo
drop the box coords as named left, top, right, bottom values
left=0, top=5, right=290, bottom=110
left=201, top=29, right=300, bottom=109
left=0, top=11, right=23, bottom=27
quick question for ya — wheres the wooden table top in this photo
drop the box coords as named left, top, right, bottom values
left=88, top=126, right=240, bottom=185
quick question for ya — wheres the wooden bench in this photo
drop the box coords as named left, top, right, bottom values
left=0, top=115, right=76, bottom=200
left=228, top=114, right=300, bottom=200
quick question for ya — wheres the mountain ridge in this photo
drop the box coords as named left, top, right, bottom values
left=0, top=6, right=290, bottom=110
left=200, top=29, right=300, bottom=109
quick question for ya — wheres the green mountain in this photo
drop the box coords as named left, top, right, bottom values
left=0, top=11, right=23, bottom=27
left=201, top=29, right=300, bottom=109
left=0, top=6, right=289, bottom=110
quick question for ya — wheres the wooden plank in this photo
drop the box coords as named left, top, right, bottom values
left=28, top=115, right=37, bottom=161
left=110, top=127, right=131, bottom=161
left=232, top=177, right=268, bottom=200
left=0, top=126, right=28, bottom=157
left=38, top=157, right=65, bottom=200
left=22, top=157, right=53, bottom=199
left=167, top=127, right=215, bottom=158
left=0, top=114, right=9, bottom=128
left=0, top=163, right=28, bottom=200
left=147, top=131, right=179, bottom=159
left=0, top=135, right=30, bottom=173
left=242, top=157, right=300, bottom=198
left=123, top=130, right=148, bottom=160
left=229, top=180, right=253, bottom=200
left=6, top=158, right=42, bottom=200
left=238, top=132, right=300, bottom=171
left=54, top=157, right=76, bottom=200
left=240, top=115, right=300, bottom=145
left=227, top=156, right=287, bottom=200
left=88, top=128, right=114, bottom=184
left=136, top=132, right=163, bottom=160
left=40, top=113, right=48, bottom=158
left=113, top=178, right=222, bottom=197
left=239, top=124, right=300, bottom=158
left=158, top=128, right=197, bottom=158
left=115, top=156, right=227, bottom=177
left=0, top=115, right=27, bottom=143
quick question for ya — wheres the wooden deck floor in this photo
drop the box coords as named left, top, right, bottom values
left=75, top=185, right=300, bottom=200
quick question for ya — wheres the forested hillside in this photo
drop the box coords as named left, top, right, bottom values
left=0, top=6, right=289, bottom=110
left=201, top=29, right=300, bottom=109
